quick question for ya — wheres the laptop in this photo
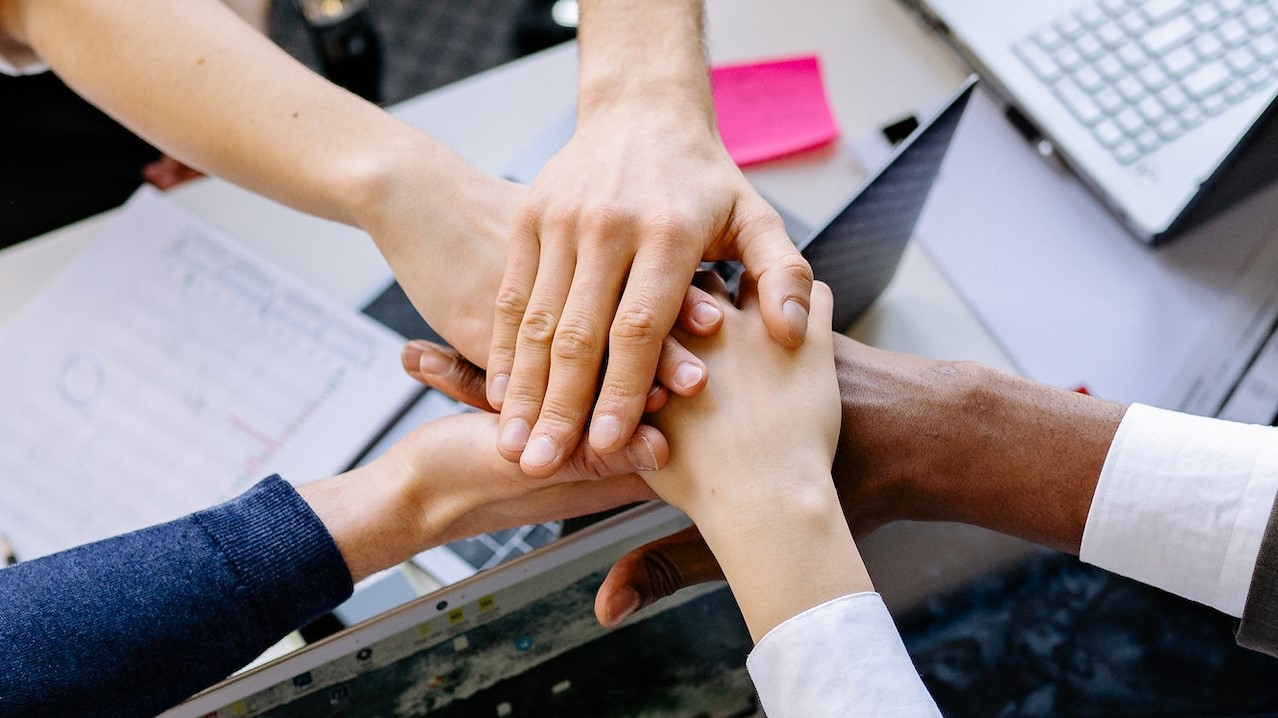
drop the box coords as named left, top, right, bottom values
left=900, top=0, right=1278, bottom=244
left=163, top=502, right=763, bottom=717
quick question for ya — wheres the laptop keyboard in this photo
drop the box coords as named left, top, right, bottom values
left=445, top=521, right=562, bottom=571
left=1013, top=0, right=1278, bottom=165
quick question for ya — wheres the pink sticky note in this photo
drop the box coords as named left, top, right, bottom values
left=711, top=55, right=840, bottom=167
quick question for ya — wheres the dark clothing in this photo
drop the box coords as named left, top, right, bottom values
left=0, top=476, right=353, bottom=718
left=1239, top=496, right=1278, bottom=656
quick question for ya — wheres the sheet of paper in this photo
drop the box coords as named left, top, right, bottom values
left=711, top=55, right=840, bottom=167
left=914, top=88, right=1278, bottom=404
left=0, top=189, right=419, bottom=560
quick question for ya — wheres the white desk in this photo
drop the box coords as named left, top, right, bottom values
left=0, top=0, right=1039, bottom=613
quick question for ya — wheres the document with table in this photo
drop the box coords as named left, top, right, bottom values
left=0, top=189, right=418, bottom=561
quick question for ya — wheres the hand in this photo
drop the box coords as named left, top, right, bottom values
left=595, top=336, right=1127, bottom=625
left=298, top=406, right=669, bottom=584
left=142, top=154, right=204, bottom=189
left=485, top=103, right=814, bottom=478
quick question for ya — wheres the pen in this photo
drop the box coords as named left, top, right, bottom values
left=0, top=534, right=17, bottom=567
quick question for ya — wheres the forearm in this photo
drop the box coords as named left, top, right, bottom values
left=693, top=465, right=872, bottom=643
left=833, top=334, right=1125, bottom=553
left=3, top=0, right=476, bottom=235
left=0, top=477, right=351, bottom=718
left=577, top=0, right=714, bottom=127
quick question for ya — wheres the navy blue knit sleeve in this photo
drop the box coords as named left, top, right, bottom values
left=0, top=475, right=354, bottom=718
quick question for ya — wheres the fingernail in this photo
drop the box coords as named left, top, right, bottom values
left=488, top=374, right=509, bottom=407
left=783, top=299, right=809, bottom=342
left=590, top=414, right=623, bottom=450
left=672, top=362, right=703, bottom=390
left=627, top=434, right=658, bottom=471
left=523, top=435, right=558, bottom=468
left=604, top=586, right=642, bottom=626
left=416, top=347, right=452, bottom=376
left=400, top=342, right=425, bottom=373
left=691, top=301, right=721, bottom=327
left=498, top=419, right=530, bottom=453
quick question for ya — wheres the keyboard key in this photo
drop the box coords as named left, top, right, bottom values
left=1119, top=8, right=1149, bottom=33
left=1158, top=83, right=1190, bottom=111
left=1056, top=15, right=1085, bottom=39
left=1224, top=77, right=1250, bottom=101
left=1053, top=44, right=1085, bottom=71
left=1227, top=46, right=1260, bottom=73
left=1134, top=127, right=1162, bottom=152
left=1097, top=21, right=1127, bottom=48
left=1116, top=106, right=1145, bottom=133
left=1054, top=77, right=1106, bottom=125
left=1137, top=95, right=1167, bottom=122
left=1156, top=115, right=1184, bottom=140
left=1075, top=65, right=1106, bottom=92
left=1095, top=119, right=1126, bottom=147
left=1192, top=3, right=1223, bottom=26
left=1243, top=6, right=1275, bottom=30
left=1096, top=53, right=1127, bottom=80
left=1160, top=45, right=1199, bottom=75
left=1079, top=5, right=1107, bottom=27
left=1142, top=15, right=1196, bottom=55
left=1117, top=41, right=1149, bottom=68
left=1096, top=86, right=1126, bottom=113
left=1143, top=0, right=1191, bottom=23
left=1179, top=103, right=1205, bottom=128
left=1076, top=33, right=1106, bottom=60
left=1114, top=140, right=1141, bottom=164
left=1216, top=0, right=1246, bottom=14
left=1118, top=75, right=1147, bottom=101
left=1100, top=0, right=1129, bottom=14
left=1203, top=91, right=1230, bottom=114
left=1138, top=62, right=1171, bottom=90
left=1181, top=60, right=1233, bottom=97
left=1034, top=27, right=1066, bottom=51
left=1194, top=33, right=1226, bottom=60
left=1218, top=18, right=1249, bottom=45
left=1254, top=34, right=1278, bottom=61
left=1015, top=42, right=1064, bottom=81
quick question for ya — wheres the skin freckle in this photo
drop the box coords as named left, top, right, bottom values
left=292, top=112, right=299, bottom=119
left=196, top=57, right=205, bottom=66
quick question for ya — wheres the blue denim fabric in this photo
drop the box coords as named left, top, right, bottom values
left=0, top=476, right=353, bottom=718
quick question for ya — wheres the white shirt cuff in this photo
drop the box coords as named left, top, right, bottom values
left=1081, top=403, right=1278, bottom=616
left=747, top=592, right=940, bottom=718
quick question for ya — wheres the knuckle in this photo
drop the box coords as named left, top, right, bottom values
left=610, top=306, right=662, bottom=345
left=552, top=321, right=602, bottom=364
left=519, top=308, right=560, bottom=345
left=639, top=550, right=686, bottom=600
left=544, top=206, right=579, bottom=235
left=493, top=287, right=529, bottom=323
left=643, top=212, right=696, bottom=244
left=582, top=205, right=634, bottom=240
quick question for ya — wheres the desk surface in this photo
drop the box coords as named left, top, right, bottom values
left=0, top=0, right=1037, bottom=612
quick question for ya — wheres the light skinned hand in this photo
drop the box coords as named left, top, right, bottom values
left=301, top=405, right=668, bottom=583
left=595, top=277, right=863, bottom=640
left=486, top=118, right=814, bottom=479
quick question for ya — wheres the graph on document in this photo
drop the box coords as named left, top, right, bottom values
left=0, top=191, right=416, bottom=560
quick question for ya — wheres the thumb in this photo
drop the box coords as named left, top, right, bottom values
left=735, top=221, right=814, bottom=348
left=594, top=525, right=725, bottom=627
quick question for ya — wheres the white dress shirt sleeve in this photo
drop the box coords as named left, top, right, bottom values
left=747, top=592, right=941, bottom=717
left=1081, top=403, right=1278, bottom=616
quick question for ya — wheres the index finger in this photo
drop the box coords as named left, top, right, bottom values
left=588, top=246, right=699, bottom=454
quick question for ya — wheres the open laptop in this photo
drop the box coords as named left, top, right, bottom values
left=901, top=0, right=1278, bottom=244
left=164, top=503, right=763, bottom=718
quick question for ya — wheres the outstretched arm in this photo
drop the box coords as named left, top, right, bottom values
left=0, top=412, right=663, bottom=717
left=487, top=0, right=814, bottom=477
left=0, top=0, right=521, bottom=363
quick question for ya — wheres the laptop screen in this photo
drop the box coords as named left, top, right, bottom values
left=172, top=505, right=759, bottom=718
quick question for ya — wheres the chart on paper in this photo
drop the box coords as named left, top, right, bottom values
left=0, top=190, right=417, bottom=560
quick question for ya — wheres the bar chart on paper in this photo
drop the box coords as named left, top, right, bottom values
left=0, top=190, right=418, bottom=560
